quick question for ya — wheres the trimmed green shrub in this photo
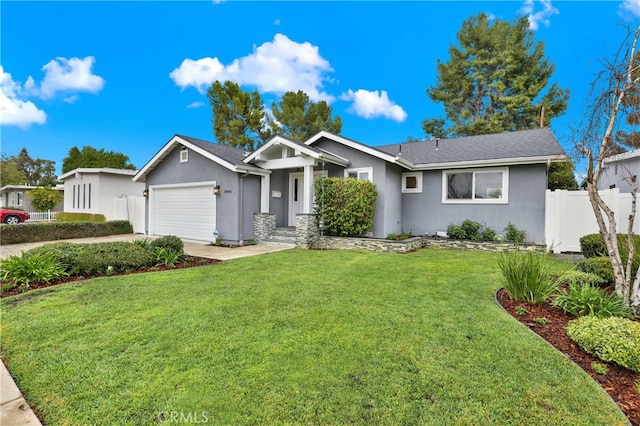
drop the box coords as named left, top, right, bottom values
left=25, top=242, right=85, bottom=273
left=0, top=221, right=133, bottom=245
left=460, top=220, right=482, bottom=240
left=0, top=251, right=68, bottom=286
left=504, top=223, right=526, bottom=244
left=552, top=282, right=634, bottom=318
left=314, top=177, right=377, bottom=237
left=579, top=234, right=608, bottom=258
left=480, top=227, right=497, bottom=242
left=55, top=212, right=106, bottom=223
left=446, top=224, right=466, bottom=240
left=446, top=220, right=496, bottom=241
left=68, top=242, right=155, bottom=276
left=565, top=316, right=640, bottom=372
left=579, top=233, right=640, bottom=277
left=575, top=257, right=615, bottom=284
left=498, top=250, right=558, bottom=304
left=149, top=235, right=184, bottom=253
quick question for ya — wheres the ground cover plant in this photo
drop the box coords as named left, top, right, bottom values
left=0, top=249, right=627, bottom=425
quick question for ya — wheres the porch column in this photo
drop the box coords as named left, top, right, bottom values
left=260, top=174, right=270, bottom=213
left=303, top=164, right=314, bottom=213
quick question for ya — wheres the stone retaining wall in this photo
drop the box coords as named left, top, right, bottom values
left=315, top=236, right=424, bottom=253
left=422, top=237, right=547, bottom=253
left=296, top=214, right=319, bottom=249
left=314, top=235, right=546, bottom=254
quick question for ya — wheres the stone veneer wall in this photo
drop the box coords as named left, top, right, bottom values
left=295, top=214, right=319, bottom=249
left=253, top=213, right=275, bottom=244
left=315, top=236, right=424, bottom=253
left=313, top=236, right=546, bottom=254
left=422, top=238, right=547, bottom=253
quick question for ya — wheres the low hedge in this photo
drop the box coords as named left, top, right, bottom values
left=0, top=221, right=133, bottom=245
left=565, top=316, right=640, bottom=372
left=575, top=257, right=615, bottom=284
left=25, top=241, right=156, bottom=276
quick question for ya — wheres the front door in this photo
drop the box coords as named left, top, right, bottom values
left=288, top=170, right=328, bottom=226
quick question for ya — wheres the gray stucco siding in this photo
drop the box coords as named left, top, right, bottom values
left=402, top=164, right=548, bottom=243
left=312, top=138, right=402, bottom=238
left=144, top=146, right=253, bottom=242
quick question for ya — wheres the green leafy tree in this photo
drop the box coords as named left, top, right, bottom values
left=548, top=160, right=578, bottom=190
left=0, top=154, right=27, bottom=186
left=423, top=13, right=569, bottom=138
left=269, top=90, right=342, bottom=141
left=207, top=80, right=272, bottom=151
left=13, top=148, right=57, bottom=186
left=26, top=187, right=63, bottom=211
left=62, top=146, right=136, bottom=174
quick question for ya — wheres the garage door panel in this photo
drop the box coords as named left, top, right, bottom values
left=151, top=185, right=216, bottom=241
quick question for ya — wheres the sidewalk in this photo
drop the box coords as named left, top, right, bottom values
left=0, top=234, right=292, bottom=424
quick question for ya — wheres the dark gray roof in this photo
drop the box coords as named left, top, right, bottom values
left=176, top=134, right=249, bottom=165
left=376, top=128, right=565, bottom=165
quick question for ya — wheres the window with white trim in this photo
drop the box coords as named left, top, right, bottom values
left=16, top=192, right=23, bottom=207
left=345, top=167, right=373, bottom=182
left=442, top=167, right=508, bottom=203
left=402, top=172, right=423, bottom=193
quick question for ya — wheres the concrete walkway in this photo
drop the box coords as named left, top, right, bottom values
left=0, top=234, right=292, bottom=425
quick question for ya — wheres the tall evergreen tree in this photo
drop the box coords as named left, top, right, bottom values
left=14, top=148, right=57, bottom=186
left=269, top=90, right=342, bottom=141
left=0, top=154, right=27, bottom=186
left=62, top=146, right=136, bottom=174
left=423, top=13, right=569, bottom=138
left=207, top=80, right=272, bottom=151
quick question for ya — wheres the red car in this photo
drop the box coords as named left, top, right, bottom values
left=0, top=208, right=30, bottom=224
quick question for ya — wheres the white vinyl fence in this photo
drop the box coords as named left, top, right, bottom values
left=112, top=196, right=145, bottom=234
left=545, top=189, right=640, bottom=253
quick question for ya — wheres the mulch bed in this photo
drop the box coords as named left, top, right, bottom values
left=1, top=256, right=220, bottom=298
left=496, top=288, right=639, bottom=425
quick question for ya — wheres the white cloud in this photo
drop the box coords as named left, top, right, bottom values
left=169, top=33, right=334, bottom=102
left=186, top=101, right=206, bottom=109
left=619, top=0, right=640, bottom=19
left=39, top=56, right=105, bottom=99
left=519, top=0, right=559, bottom=30
left=340, top=89, right=407, bottom=122
left=0, top=66, right=46, bottom=129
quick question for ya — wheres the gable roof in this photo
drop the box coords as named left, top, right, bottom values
left=305, top=131, right=414, bottom=169
left=377, top=127, right=566, bottom=169
left=244, top=134, right=350, bottom=167
left=133, top=134, right=269, bottom=182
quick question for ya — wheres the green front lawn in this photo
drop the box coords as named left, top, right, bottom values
left=0, top=249, right=626, bottom=425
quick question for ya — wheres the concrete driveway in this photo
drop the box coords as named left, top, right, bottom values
left=0, top=234, right=292, bottom=260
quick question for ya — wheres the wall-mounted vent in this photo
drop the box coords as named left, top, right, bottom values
left=180, top=147, right=189, bottom=163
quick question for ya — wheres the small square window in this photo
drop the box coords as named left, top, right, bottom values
left=402, top=172, right=422, bottom=193
left=180, top=148, right=189, bottom=163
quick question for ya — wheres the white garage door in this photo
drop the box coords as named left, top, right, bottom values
left=151, top=184, right=216, bottom=242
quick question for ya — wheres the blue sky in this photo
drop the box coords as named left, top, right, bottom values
left=2, top=1, right=639, bottom=176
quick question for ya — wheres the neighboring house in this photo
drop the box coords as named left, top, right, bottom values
left=596, top=149, right=640, bottom=192
left=0, top=185, right=64, bottom=211
left=58, top=168, right=145, bottom=221
left=134, top=128, right=566, bottom=244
